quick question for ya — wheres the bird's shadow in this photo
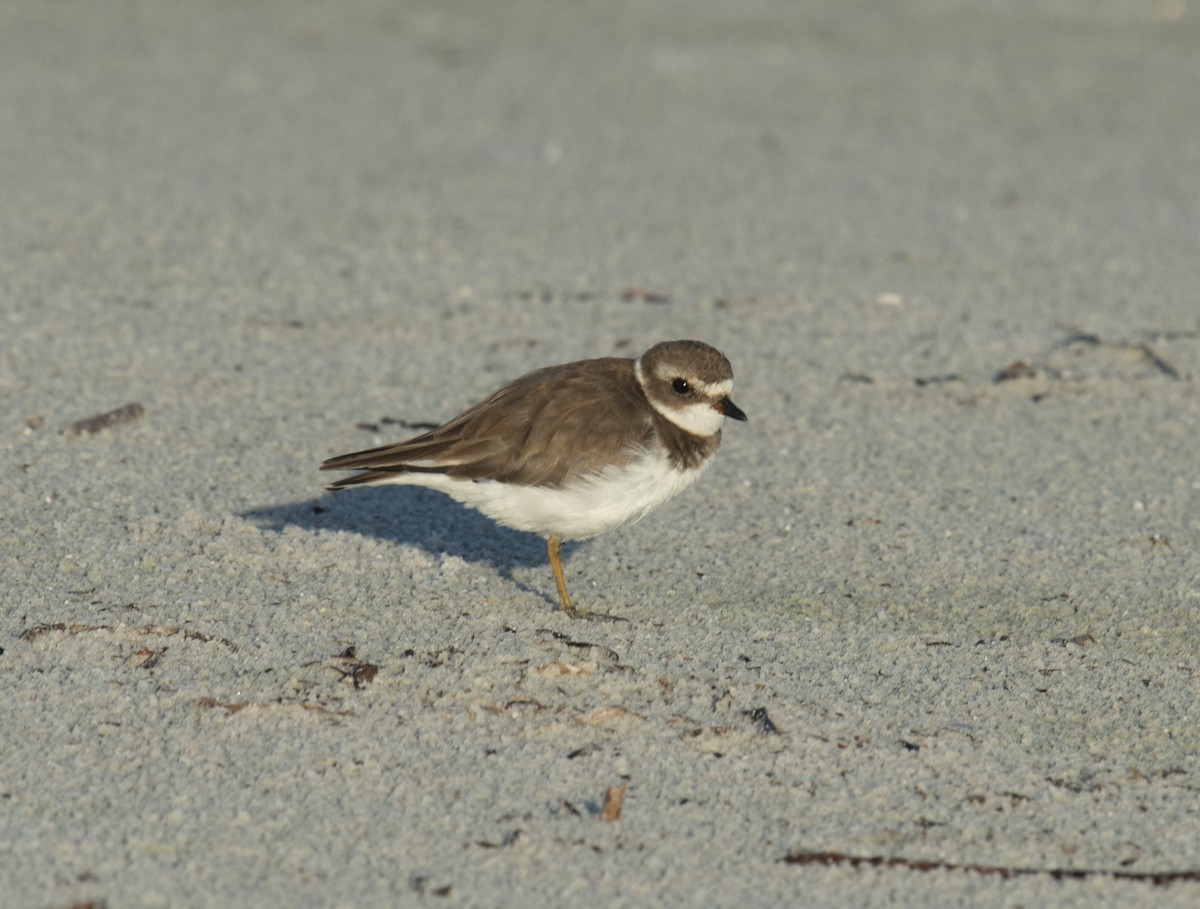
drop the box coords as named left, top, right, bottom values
left=242, top=487, right=564, bottom=605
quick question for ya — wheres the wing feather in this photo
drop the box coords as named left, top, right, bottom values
left=320, top=357, right=654, bottom=489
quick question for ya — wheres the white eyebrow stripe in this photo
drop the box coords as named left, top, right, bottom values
left=636, top=355, right=733, bottom=400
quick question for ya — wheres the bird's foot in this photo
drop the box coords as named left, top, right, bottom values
left=562, top=606, right=628, bottom=623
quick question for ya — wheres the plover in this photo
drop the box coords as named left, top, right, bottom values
left=321, top=339, right=746, bottom=620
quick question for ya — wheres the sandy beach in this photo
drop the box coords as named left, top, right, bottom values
left=3, top=1, right=1199, bottom=906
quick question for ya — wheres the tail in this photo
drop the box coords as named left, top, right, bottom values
left=321, top=428, right=465, bottom=490
left=321, top=460, right=450, bottom=492
left=323, top=470, right=384, bottom=491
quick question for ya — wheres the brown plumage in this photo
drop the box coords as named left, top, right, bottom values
left=322, top=346, right=729, bottom=488
left=320, top=340, right=746, bottom=620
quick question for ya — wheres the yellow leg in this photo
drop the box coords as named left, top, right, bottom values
left=547, top=534, right=574, bottom=612
left=546, top=534, right=625, bottom=622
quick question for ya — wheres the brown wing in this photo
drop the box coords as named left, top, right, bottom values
left=320, top=357, right=655, bottom=489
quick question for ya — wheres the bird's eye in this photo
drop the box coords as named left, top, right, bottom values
left=672, top=378, right=690, bottom=395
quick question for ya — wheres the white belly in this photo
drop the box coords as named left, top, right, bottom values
left=392, top=449, right=711, bottom=540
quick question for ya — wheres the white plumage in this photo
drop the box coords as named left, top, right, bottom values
left=377, top=446, right=710, bottom=540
